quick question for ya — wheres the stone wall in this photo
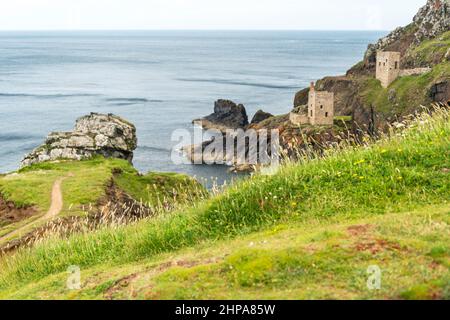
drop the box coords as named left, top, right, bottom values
left=399, top=67, right=431, bottom=77
left=289, top=112, right=310, bottom=125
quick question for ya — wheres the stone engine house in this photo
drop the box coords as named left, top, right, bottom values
left=376, top=51, right=431, bottom=88
left=290, top=82, right=334, bottom=126
left=376, top=51, right=401, bottom=88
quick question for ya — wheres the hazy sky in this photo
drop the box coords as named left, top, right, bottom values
left=0, top=0, right=426, bottom=31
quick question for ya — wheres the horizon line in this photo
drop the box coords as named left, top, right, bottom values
left=0, top=28, right=390, bottom=32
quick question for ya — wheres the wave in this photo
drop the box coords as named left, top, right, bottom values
left=0, top=93, right=99, bottom=99
left=105, top=98, right=164, bottom=106
left=137, top=145, right=171, bottom=153
left=0, top=133, right=41, bottom=142
left=176, top=78, right=298, bottom=90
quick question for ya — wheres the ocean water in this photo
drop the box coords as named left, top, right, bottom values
left=0, top=30, right=384, bottom=185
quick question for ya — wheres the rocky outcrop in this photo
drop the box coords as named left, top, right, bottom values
left=413, top=0, right=450, bottom=43
left=193, top=100, right=249, bottom=131
left=21, top=113, right=137, bottom=167
left=429, top=81, right=450, bottom=102
left=250, top=110, right=274, bottom=124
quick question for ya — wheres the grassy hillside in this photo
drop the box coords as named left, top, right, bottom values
left=0, top=107, right=448, bottom=299
left=0, top=158, right=204, bottom=242
left=360, top=61, right=450, bottom=116
left=358, top=31, right=450, bottom=117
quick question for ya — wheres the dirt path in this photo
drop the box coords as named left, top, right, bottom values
left=0, top=175, right=71, bottom=243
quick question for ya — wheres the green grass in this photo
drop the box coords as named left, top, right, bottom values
left=0, top=158, right=131, bottom=215
left=0, top=204, right=448, bottom=299
left=114, top=171, right=206, bottom=207
left=405, top=31, right=450, bottom=66
left=0, top=108, right=448, bottom=299
left=0, top=157, right=204, bottom=240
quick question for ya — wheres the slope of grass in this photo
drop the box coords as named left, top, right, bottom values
left=360, top=61, right=450, bottom=116
left=2, top=204, right=447, bottom=300
left=0, top=108, right=448, bottom=297
left=114, top=171, right=206, bottom=207
left=0, top=157, right=204, bottom=240
left=405, top=30, right=450, bottom=66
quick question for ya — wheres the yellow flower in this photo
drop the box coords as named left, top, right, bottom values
left=380, top=149, right=388, bottom=154
left=354, top=159, right=366, bottom=165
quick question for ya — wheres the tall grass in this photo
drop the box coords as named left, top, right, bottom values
left=0, top=106, right=448, bottom=288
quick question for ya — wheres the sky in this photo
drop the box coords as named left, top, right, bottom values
left=0, top=0, right=426, bottom=31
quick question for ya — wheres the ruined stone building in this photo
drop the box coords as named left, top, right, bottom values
left=376, top=51, right=401, bottom=88
left=376, top=51, right=431, bottom=88
left=290, top=82, right=334, bottom=126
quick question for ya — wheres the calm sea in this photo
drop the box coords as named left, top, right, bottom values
left=0, top=30, right=384, bottom=185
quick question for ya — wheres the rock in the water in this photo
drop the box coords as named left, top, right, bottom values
left=250, top=110, right=274, bottom=124
left=193, top=99, right=249, bottom=131
left=21, top=113, right=137, bottom=167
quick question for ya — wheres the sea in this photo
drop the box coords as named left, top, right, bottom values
left=0, top=30, right=384, bottom=186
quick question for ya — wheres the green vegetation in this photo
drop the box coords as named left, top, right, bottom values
left=360, top=61, right=450, bottom=115
left=334, top=116, right=352, bottom=122
left=357, top=31, right=450, bottom=117
left=0, top=108, right=448, bottom=299
left=0, top=157, right=204, bottom=239
left=114, top=170, right=205, bottom=207
left=406, top=31, right=450, bottom=66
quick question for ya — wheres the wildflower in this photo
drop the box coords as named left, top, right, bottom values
left=354, top=159, right=366, bottom=165
left=291, top=202, right=297, bottom=207
left=359, top=176, right=365, bottom=180
left=380, top=149, right=388, bottom=154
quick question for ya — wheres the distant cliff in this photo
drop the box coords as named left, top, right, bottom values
left=294, top=0, right=450, bottom=131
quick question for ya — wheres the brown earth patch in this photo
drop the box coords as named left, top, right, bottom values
left=347, top=224, right=373, bottom=237
left=104, top=274, right=139, bottom=300
left=0, top=194, right=37, bottom=227
left=355, top=238, right=403, bottom=254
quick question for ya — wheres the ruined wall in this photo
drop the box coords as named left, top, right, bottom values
left=399, top=67, right=431, bottom=77
left=289, top=112, right=310, bottom=125
left=376, top=51, right=401, bottom=88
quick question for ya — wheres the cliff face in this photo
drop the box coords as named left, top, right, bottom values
left=294, top=0, right=450, bottom=131
left=21, top=113, right=137, bottom=167
left=351, top=0, right=450, bottom=74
